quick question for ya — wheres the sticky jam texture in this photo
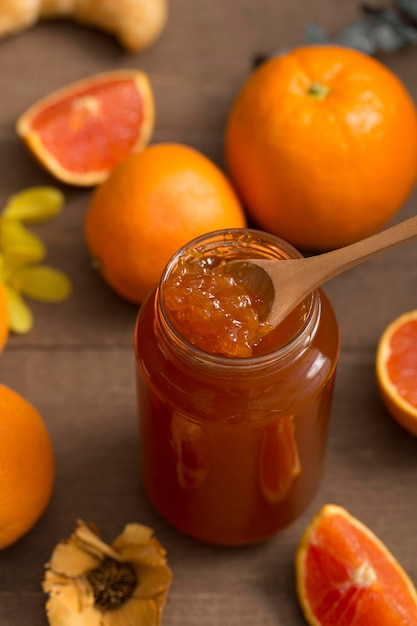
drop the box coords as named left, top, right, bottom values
left=163, top=254, right=273, bottom=357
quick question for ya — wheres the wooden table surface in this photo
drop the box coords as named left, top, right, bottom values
left=1, top=1, right=417, bottom=624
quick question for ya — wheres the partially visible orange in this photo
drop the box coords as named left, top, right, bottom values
left=16, top=70, right=155, bottom=186
left=296, top=503, right=417, bottom=626
left=84, top=143, right=247, bottom=304
left=0, top=281, right=9, bottom=353
left=0, top=384, right=54, bottom=549
left=225, top=45, right=417, bottom=251
left=376, top=309, right=417, bottom=436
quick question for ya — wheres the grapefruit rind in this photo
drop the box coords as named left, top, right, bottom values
left=16, top=70, right=155, bottom=187
left=296, top=503, right=417, bottom=626
left=376, top=310, right=417, bottom=436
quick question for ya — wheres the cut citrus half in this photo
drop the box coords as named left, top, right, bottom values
left=376, top=310, right=417, bottom=436
left=16, top=70, right=155, bottom=186
left=296, top=503, right=417, bottom=626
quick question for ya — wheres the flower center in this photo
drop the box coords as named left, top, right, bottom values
left=86, top=557, right=137, bottom=611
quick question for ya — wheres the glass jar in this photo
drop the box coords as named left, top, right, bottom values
left=134, top=229, right=340, bottom=546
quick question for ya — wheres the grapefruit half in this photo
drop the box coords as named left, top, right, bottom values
left=16, top=70, right=155, bottom=186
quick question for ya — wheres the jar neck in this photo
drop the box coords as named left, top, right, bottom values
left=156, top=228, right=322, bottom=374
left=156, top=289, right=321, bottom=374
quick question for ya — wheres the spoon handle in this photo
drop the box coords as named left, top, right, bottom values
left=299, top=213, right=417, bottom=290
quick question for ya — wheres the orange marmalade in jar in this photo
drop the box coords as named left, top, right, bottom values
left=134, top=229, right=340, bottom=546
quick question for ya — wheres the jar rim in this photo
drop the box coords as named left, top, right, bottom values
left=157, top=228, right=321, bottom=370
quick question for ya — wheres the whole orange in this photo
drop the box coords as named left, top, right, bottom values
left=84, top=142, right=247, bottom=303
left=225, top=45, right=417, bottom=250
left=0, top=384, right=54, bottom=549
left=0, top=282, right=9, bottom=353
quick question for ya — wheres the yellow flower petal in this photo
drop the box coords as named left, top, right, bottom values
left=112, top=524, right=154, bottom=549
left=2, top=186, right=64, bottom=223
left=117, top=543, right=165, bottom=566
left=1, top=219, right=46, bottom=266
left=153, top=590, right=170, bottom=611
left=4, top=284, right=33, bottom=334
left=46, top=594, right=102, bottom=626
left=132, top=562, right=172, bottom=598
left=112, top=525, right=168, bottom=565
left=102, top=597, right=159, bottom=626
left=43, top=574, right=94, bottom=613
left=48, top=541, right=100, bottom=578
left=74, top=520, right=120, bottom=561
left=13, top=266, right=72, bottom=302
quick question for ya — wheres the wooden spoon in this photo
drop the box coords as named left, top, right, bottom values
left=227, top=215, right=417, bottom=328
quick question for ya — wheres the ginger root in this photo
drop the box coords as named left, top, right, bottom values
left=0, top=0, right=168, bottom=51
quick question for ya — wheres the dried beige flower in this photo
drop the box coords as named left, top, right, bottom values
left=43, top=520, right=172, bottom=626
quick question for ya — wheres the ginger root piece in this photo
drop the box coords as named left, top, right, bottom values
left=0, top=0, right=168, bottom=51
left=0, top=0, right=39, bottom=38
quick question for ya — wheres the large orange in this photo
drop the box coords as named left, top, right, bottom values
left=16, top=70, right=155, bottom=186
left=84, top=143, right=247, bottom=304
left=0, top=384, right=54, bottom=549
left=376, top=309, right=417, bottom=436
left=296, top=503, right=417, bottom=625
left=225, top=45, right=417, bottom=251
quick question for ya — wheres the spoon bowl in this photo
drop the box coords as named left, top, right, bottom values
left=227, top=214, right=417, bottom=328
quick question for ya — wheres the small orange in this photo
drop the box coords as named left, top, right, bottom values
left=296, top=503, right=417, bottom=625
left=225, top=45, right=417, bottom=250
left=376, top=309, right=417, bottom=436
left=16, top=70, right=155, bottom=186
left=0, top=281, right=9, bottom=353
left=0, top=384, right=54, bottom=549
left=84, top=142, right=247, bottom=304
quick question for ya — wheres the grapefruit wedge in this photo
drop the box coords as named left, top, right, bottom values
left=16, top=70, right=155, bottom=187
left=296, top=504, right=417, bottom=626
